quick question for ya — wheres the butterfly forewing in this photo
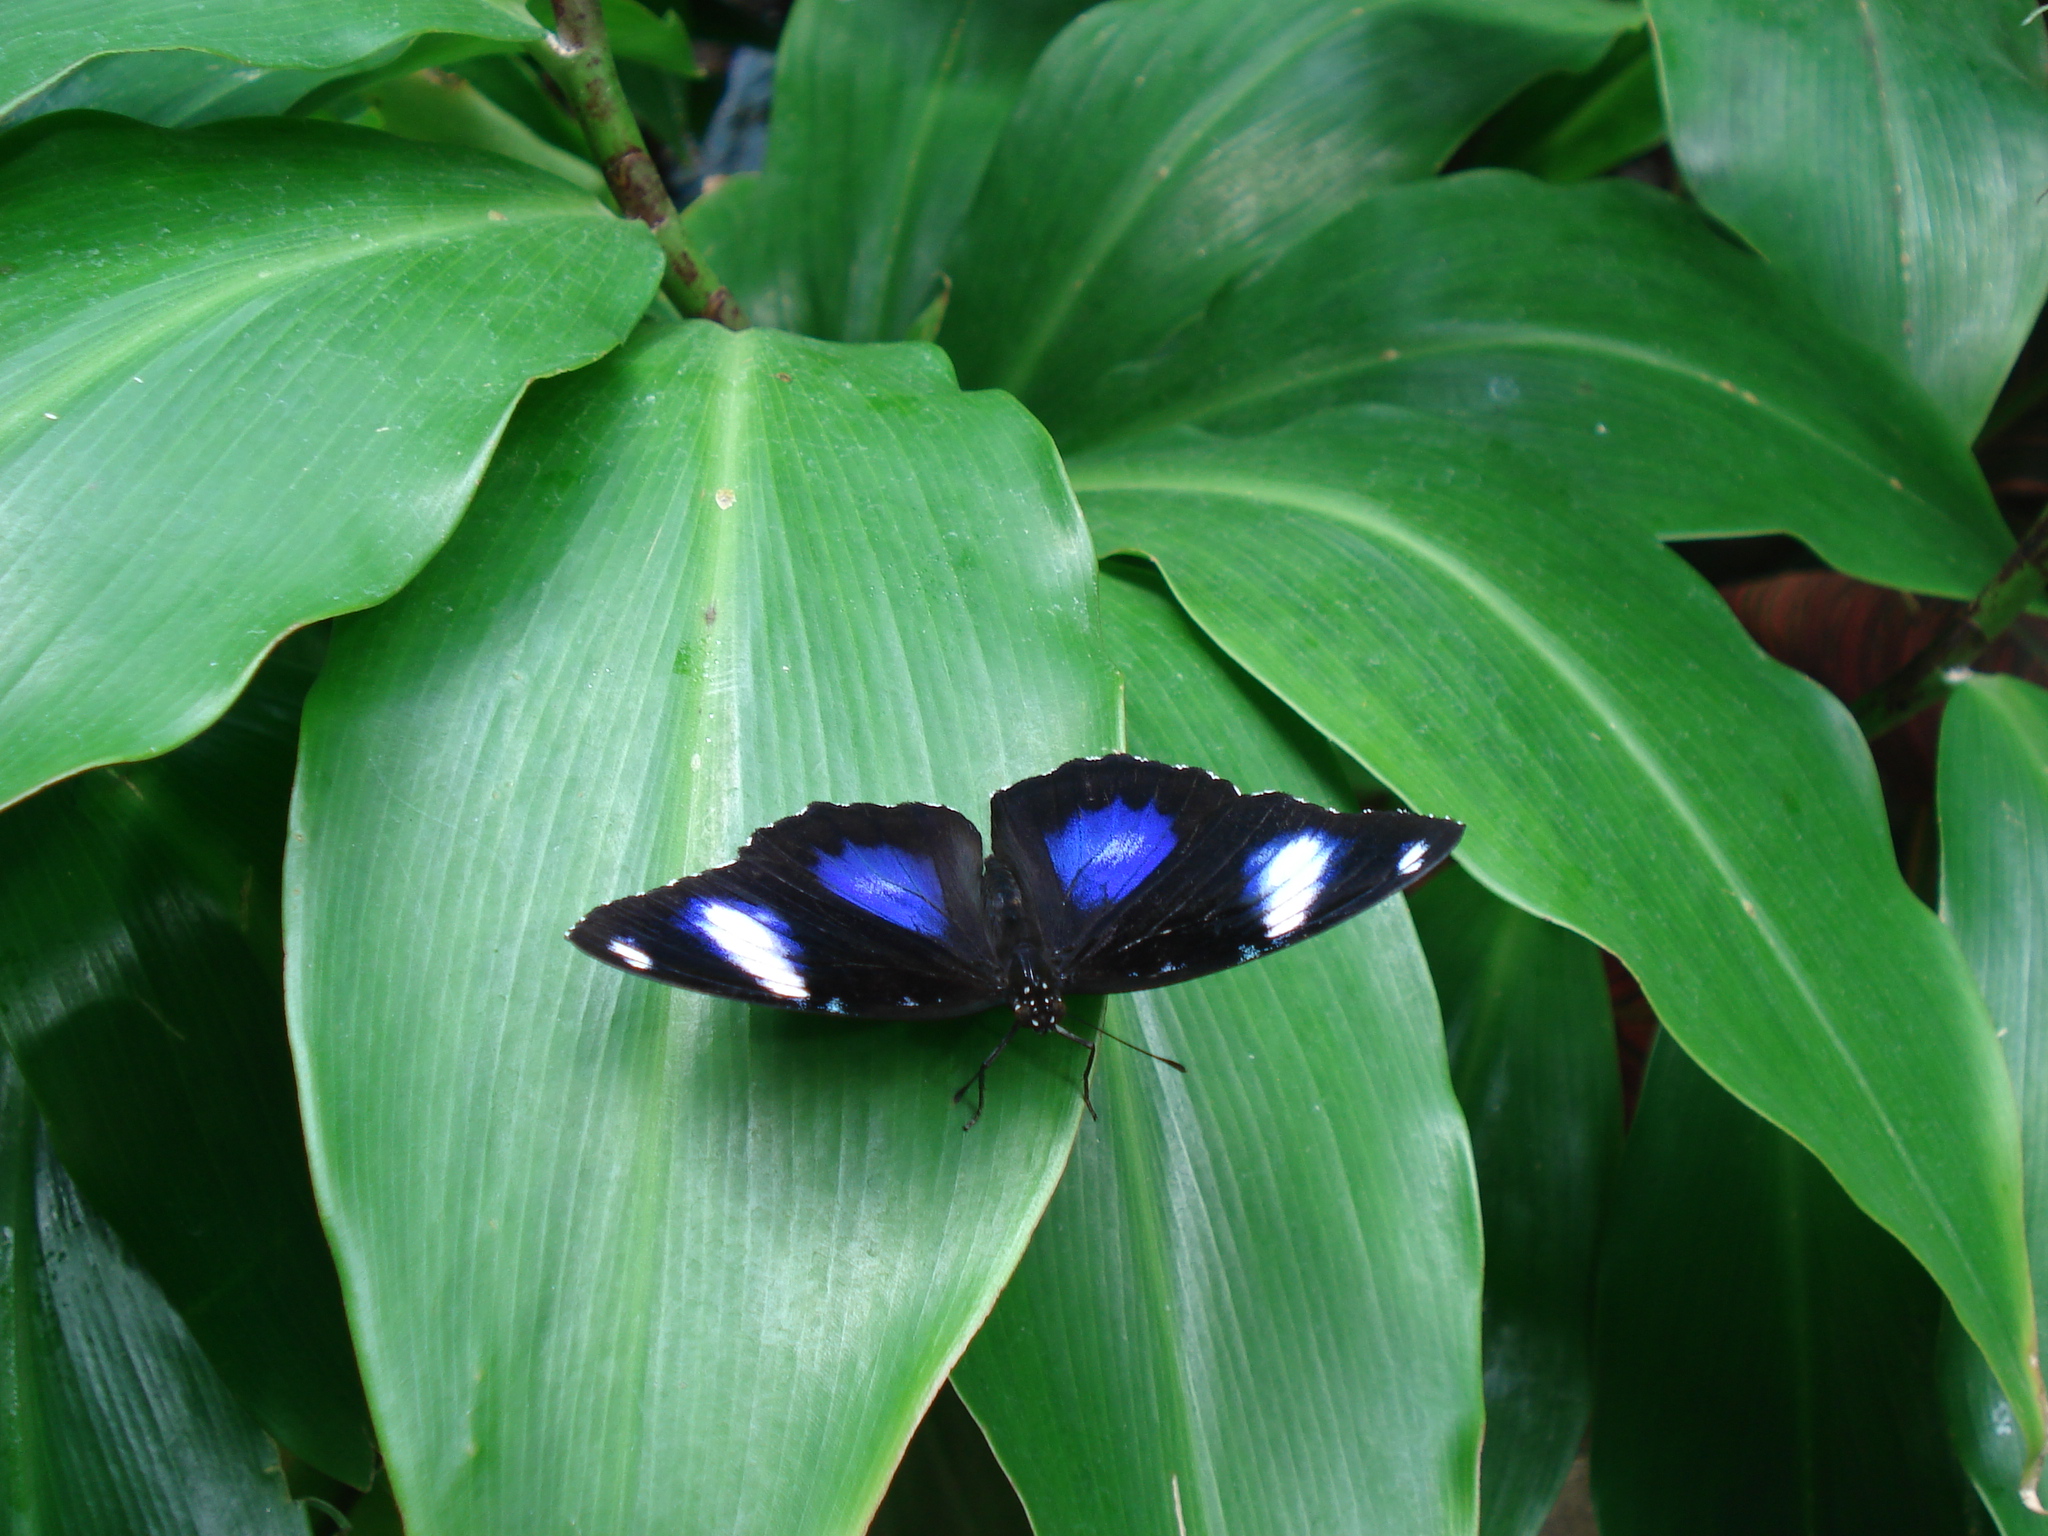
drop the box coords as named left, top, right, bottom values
left=569, top=800, right=1007, bottom=1019
left=991, top=755, right=1463, bottom=994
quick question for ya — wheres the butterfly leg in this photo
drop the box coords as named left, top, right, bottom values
left=954, top=1018, right=1024, bottom=1132
left=1044, top=1021, right=1100, bottom=1121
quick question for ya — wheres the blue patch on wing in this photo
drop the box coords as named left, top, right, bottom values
left=811, top=842, right=951, bottom=937
left=1045, top=800, right=1177, bottom=909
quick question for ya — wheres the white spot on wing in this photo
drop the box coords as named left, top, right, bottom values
left=1252, top=832, right=1337, bottom=938
left=1396, top=840, right=1429, bottom=876
left=695, top=901, right=807, bottom=1000
left=608, top=938, right=655, bottom=970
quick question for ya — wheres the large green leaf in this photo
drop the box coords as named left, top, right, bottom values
left=939, top=0, right=1632, bottom=417
left=0, top=1060, right=312, bottom=1535
left=692, top=0, right=1091, bottom=342
left=0, top=634, right=371, bottom=1486
left=1646, top=0, right=2048, bottom=438
left=1939, top=676, right=2048, bottom=1530
left=287, top=322, right=1118, bottom=1532
left=1591, top=1035, right=1978, bottom=1534
left=0, top=112, right=661, bottom=813
left=956, top=562, right=1483, bottom=1535
left=1409, top=864, right=1619, bottom=1536
left=0, top=50, right=344, bottom=128
left=1071, top=405, right=2043, bottom=1470
left=0, top=0, right=536, bottom=118
left=1063, top=170, right=2009, bottom=601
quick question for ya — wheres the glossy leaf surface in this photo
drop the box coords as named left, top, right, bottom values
left=1072, top=406, right=2040, bottom=1460
left=1939, top=676, right=2048, bottom=1529
left=1591, top=1035, right=1977, bottom=1535
left=1648, top=0, right=2048, bottom=437
left=940, top=0, right=1630, bottom=419
left=0, top=112, right=660, bottom=812
left=700, top=0, right=1090, bottom=342
left=0, top=634, right=370, bottom=1485
left=288, top=323, right=1117, bottom=1533
left=1409, top=864, right=1619, bottom=1536
left=1, top=0, right=535, bottom=117
left=1067, top=171, right=2010, bottom=601
left=0, top=49, right=341, bottom=127
left=956, top=562, right=1483, bottom=1535
left=0, top=1062, right=310, bottom=1535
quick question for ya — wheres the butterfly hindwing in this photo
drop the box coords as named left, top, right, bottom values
left=569, top=800, right=1007, bottom=1019
left=991, top=755, right=1463, bottom=994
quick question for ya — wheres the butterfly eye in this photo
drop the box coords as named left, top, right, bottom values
left=1244, top=831, right=1345, bottom=938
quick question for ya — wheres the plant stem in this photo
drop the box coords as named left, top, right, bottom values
left=531, top=0, right=746, bottom=329
left=1851, top=506, right=2048, bottom=739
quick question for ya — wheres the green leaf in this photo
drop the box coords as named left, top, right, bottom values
left=1591, top=1034, right=1978, bottom=1534
left=955, top=562, right=1483, bottom=1534
left=1070, top=405, right=2043, bottom=1472
left=1646, top=0, right=2048, bottom=439
left=363, top=70, right=605, bottom=191
left=939, top=0, right=1633, bottom=414
left=704, top=0, right=1092, bottom=342
left=1938, top=676, right=2048, bottom=1529
left=1408, top=864, right=1620, bottom=1536
left=0, top=112, right=661, bottom=813
left=683, top=172, right=808, bottom=331
left=1454, top=27, right=1663, bottom=182
left=0, top=49, right=347, bottom=127
left=0, top=1060, right=312, bottom=1535
left=0, top=0, right=537, bottom=118
left=287, top=323, right=1118, bottom=1531
left=287, top=35, right=559, bottom=124
left=1063, top=170, right=2009, bottom=600
left=0, top=633, right=372, bottom=1486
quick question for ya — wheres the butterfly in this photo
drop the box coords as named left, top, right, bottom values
left=569, top=755, right=1462, bottom=1126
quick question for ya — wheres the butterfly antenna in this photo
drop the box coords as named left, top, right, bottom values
left=1096, top=1026, right=1187, bottom=1075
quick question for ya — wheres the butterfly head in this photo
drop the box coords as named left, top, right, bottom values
left=1010, top=949, right=1066, bottom=1034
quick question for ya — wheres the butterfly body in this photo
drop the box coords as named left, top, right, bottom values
left=570, top=755, right=1462, bottom=1120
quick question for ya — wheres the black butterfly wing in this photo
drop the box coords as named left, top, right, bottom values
left=990, top=755, right=1463, bottom=994
left=569, top=800, right=1008, bottom=1019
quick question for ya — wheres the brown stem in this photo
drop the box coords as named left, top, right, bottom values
left=1851, top=506, right=2048, bottom=739
left=530, top=0, right=747, bottom=329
